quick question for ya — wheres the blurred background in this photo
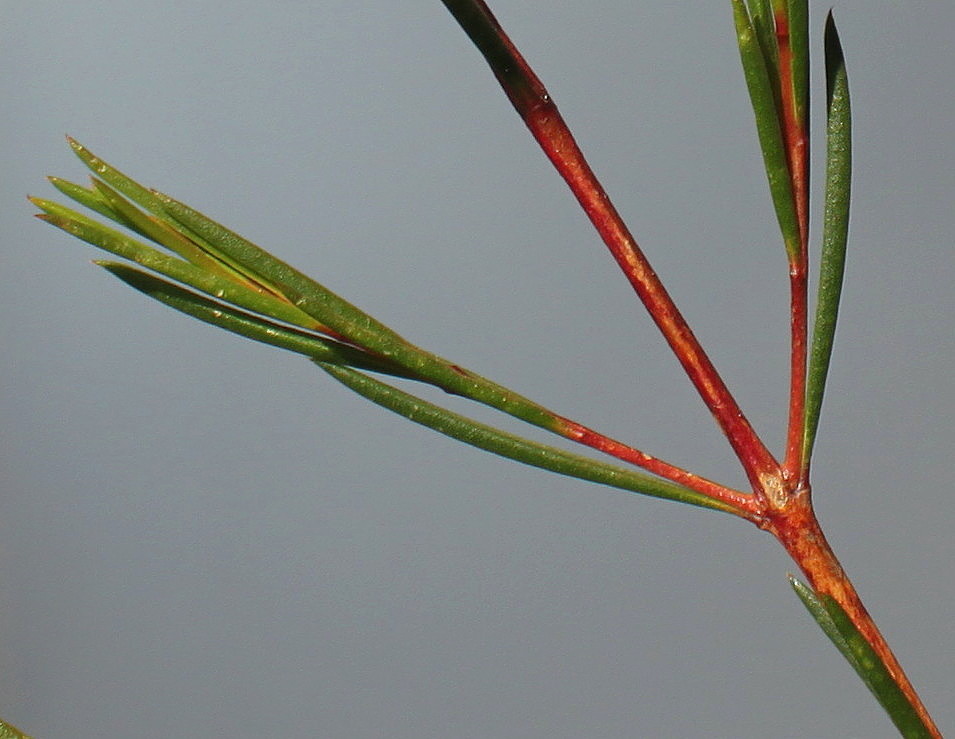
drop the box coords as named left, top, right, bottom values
left=2, top=2, right=953, bottom=736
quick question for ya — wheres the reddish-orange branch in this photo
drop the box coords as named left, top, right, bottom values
left=440, top=2, right=941, bottom=731
left=785, top=267, right=808, bottom=482
left=552, top=416, right=759, bottom=515
left=443, top=0, right=782, bottom=492
left=774, top=9, right=811, bottom=481
left=764, top=492, right=942, bottom=738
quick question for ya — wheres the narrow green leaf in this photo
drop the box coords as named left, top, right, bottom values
left=46, top=147, right=329, bottom=332
left=745, top=0, right=780, bottom=103
left=45, top=142, right=733, bottom=495
left=67, top=137, right=171, bottom=219
left=98, top=262, right=413, bottom=378
left=789, top=576, right=851, bottom=651
left=319, top=362, right=742, bottom=516
left=39, top=165, right=586, bottom=453
left=745, top=0, right=772, bottom=21
left=48, top=176, right=129, bottom=227
left=787, top=0, right=809, bottom=130
left=88, top=179, right=231, bottom=274
left=67, top=140, right=262, bottom=266
left=53, top=141, right=573, bottom=437
left=155, top=191, right=407, bottom=348
left=790, top=577, right=934, bottom=738
left=731, top=0, right=800, bottom=260
left=32, top=199, right=327, bottom=333
left=65, top=140, right=281, bottom=288
left=155, top=191, right=564, bottom=430
left=803, top=12, right=851, bottom=464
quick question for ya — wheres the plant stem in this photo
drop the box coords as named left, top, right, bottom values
left=763, top=492, right=942, bottom=738
left=552, top=416, right=759, bottom=515
left=442, top=0, right=781, bottom=491
left=774, top=6, right=811, bottom=480
left=785, top=265, right=808, bottom=481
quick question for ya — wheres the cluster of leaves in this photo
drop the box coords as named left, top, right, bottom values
left=31, top=140, right=736, bottom=515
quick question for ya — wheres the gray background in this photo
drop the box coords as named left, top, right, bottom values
left=2, top=2, right=953, bottom=737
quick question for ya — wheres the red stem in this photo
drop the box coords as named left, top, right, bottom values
left=774, top=10, right=810, bottom=482
left=764, top=491, right=942, bottom=738
left=443, top=0, right=781, bottom=492
left=552, top=416, right=758, bottom=515
left=442, top=2, right=941, bottom=731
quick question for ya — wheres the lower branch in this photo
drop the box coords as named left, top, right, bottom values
left=763, top=489, right=941, bottom=738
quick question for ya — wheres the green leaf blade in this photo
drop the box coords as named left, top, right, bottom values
left=41, top=141, right=736, bottom=502
left=803, top=12, right=851, bottom=465
left=98, top=262, right=413, bottom=378
left=787, top=0, right=809, bottom=130
left=790, top=577, right=935, bottom=738
left=155, top=191, right=405, bottom=350
left=88, top=178, right=238, bottom=276
left=47, top=176, right=130, bottom=227
left=319, top=363, right=743, bottom=517
left=154, top=191, right=566, bottom=432
left=745, top=0, right=780, bottom=100
left=32, top=200, right=327, bottom=334
left=40, top=157, right=570, bottom=438
left=731, top=0, right=800, bottom=260
left=67, top=137, right=171, bottom=219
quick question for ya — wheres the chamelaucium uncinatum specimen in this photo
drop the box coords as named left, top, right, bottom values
left=23, top=2, right=943, bottom=736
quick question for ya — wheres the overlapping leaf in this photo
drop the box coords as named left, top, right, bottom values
left=33, top=140, right=734, bottom=515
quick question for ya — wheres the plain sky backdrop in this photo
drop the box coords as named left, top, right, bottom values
left=2, top=2, right=953, bottom=737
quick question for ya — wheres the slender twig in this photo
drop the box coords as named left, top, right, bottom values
left=767, top=495, right=942, bottom=737
left=442, top=0, right=781, bottom=491
left=774, top=6, right=811, bottom=479
left=552, top=416, right=758, bottom=515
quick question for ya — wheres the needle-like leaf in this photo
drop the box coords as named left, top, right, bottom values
left=745, top=0, right=780, bottom=101
left=154, top=189, right=576, bottom=432
left=89, top=178, right=253, bottom=282
left=67, top=137, right=172, bottom=222
left=39, top=143, right=740, bottom=502
left=790, top=577, right=933, bottom=738
left=787, top=0, right=809, bottom=131
left=48, top=176, right=130, bottom=227
left=731, top=0, right=800, bottom=260
left=803, top=12, right=851, bottom=466
left=319, top=362, right=741, bottom=516
left=97, top=262, right=413, bottom=378
left=31, top=198, right=327, bottom=333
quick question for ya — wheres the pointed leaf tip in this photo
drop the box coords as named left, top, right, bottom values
left=824, top=12, right=847, bottom=111
left=803, top=7, right=852, bottom=467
